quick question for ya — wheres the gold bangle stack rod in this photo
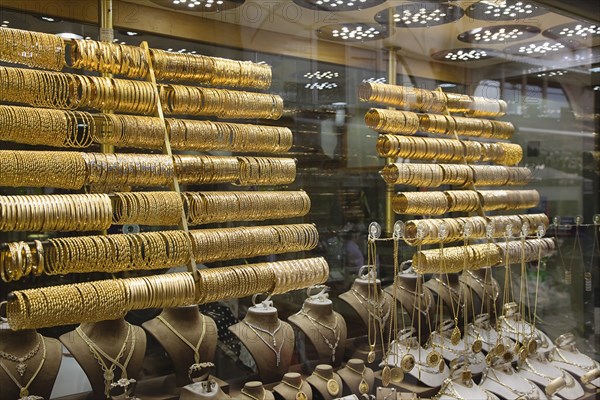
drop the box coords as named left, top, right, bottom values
left=141, top=40, right=198, bottom=282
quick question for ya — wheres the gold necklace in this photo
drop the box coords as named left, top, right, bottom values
left=241, top=387, right=265, bottom=400
left=281, top=378, right=308, bottom=400
left=312, top=370, right=340, bottom=397
left=0, top=333, right=42, bottom=377
left=486, top=367, right=540, bottom=399
left=296, top=307, right=340, bottom=362
left=0, top=336, right=46, bottom=399
left=345, top=364, right=370, bottom=394
left=76, top=324, right=135, bottom=398
left=157, top=314, right=206, bottom=373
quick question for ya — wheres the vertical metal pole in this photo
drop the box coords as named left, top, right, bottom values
left=385, top=46, right=397, bottom=236
left=99, top=0, right=115, bottom=154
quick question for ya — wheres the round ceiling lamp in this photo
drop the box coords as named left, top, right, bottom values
left=293, top=0, right=386, bottom=12
left=466, top=0, right=546, bottom=21
left=317, top=23, right=388, bottom=42
left=374, top=2, right=464, bottom=28
left=150, top=0, right=244, bottom=12
left=431, top=48, right=496, bottom=62
left=458, top=24, right=539, bottom=44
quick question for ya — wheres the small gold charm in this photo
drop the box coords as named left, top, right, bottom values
left=493, top=342, right=505, bottom=355
left=451, top=326, right=461, bottom=346
left=519, top=347, right=528, bottom=362
left=296, top=392, right=308, bottom=400
left=326, top=379, right=339, bottom=396
left=19, top=388, right=29, bottom=397
left=426, top=350, right=441, bottom=367
left=438, top=359, right=446, bottom=373
left=471, top=338, right=483, bottom=353
left=359, top=378, right=370, bottom=394
left=401, top=354, right=415, bottom=373
left=486, top=353, right=494, bottom=366
left=367, top=350, right=376, bottom=364
left=527, top=338, right=538, bottom=354
left=391, top=367, right=404, bottom=383
left=503, top=350, right=514, bottom=363
left=382, top=365, right=391, bottom=387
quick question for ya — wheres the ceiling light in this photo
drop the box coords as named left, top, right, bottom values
left=293, top=0, right=385, bottom=12
left=304, top=70, right=340, bottom=80
left=305, top=82, right=338, bottom=90
left=362, top=77, right=386, bottom=84
left=438, top=83, right=457, bottom=88
left=125, top=31, right=138, bottom=36
left=40, top=16, right=59, bottom=22
left=505, top=40, right=569, bottom=56
left=375, top=2, right=464, bottom=28
left=317, top=23, right=387, bottom=42
left=590, top=67, right=600, bottom=73
left=458, top=24, right=539, bottom=44
left=55, top=32, right=84, bottom=40
left=543, top=22, right=600, bottom=41
left=467, top=0, right=546, bottom=21
left=593, top=86, right=600, bottom=91
left=150, top=0, right=243, bottom=11
left=432, top=48, right=494, bottom=62
left=536, top=70, right=566, bottom=77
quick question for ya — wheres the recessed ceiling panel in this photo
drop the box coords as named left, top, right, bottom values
left=317, top=23, right=388, bottom=42
left=432, top=48, right=496, bottom=62
left=466, top=0, right=547, bottom=21
left=292, top=0, right=386, bottom=12
left=458, top=24, right=540, bottom=44
left=375, top=2, right=464, bottom=28
left=149, top=0, right=244, bottom=12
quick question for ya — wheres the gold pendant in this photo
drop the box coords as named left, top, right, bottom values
left=296, top=391, right=308, bottom=400
left=471, top=338, right=483, bottom=353
left=503, top=350, right=514, bottom=363
left=519, top=347, right=528, bottom=362
left=438, top=359, right=445, bottom=373
left=359, top=378, right=370, bottom=394
left=493, top=342, right=505, bottom=355
left=450, top=326, right=461, bottom=346
left=401, top=354, right=415, bottom=373
left=381, top=365, right=391, bottom=387
left=19, top=388, right=28, bottom=397
left=326, top=379, right=340, bottom=396
left=391, top=367, right=404, bottom=383
left=486, top=353, right=494, bottom=366
left=367, top=350, right=376, bottom=364
left=426, top=350, right=441, bottom=367
left=527, top=338, right=538, bottom=354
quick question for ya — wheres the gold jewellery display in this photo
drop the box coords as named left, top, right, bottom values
left=0, top=224, right=319, bottom=280
left=0, top=27, right=65, bottom=71
left=6, top=257, right=329, bottom=330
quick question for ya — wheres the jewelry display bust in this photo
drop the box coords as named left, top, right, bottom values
left=273, top=372, right=313, bottom=400
left=385, top=270, right=435, bottom=343
left=59, top=318, right=146, bottom=400
left=240, top=381, right=275, bottom=400
left=459, top=269, right=499, bottom=320
left=337, top=359, right=374, bottom=396
left=306, top=364, right=343, bottom=400
left=518, top=351, right=584, bottom=400
left=423, top=274, right=465, bottom=327
left=288, top=289, right=347, bottom=367
left=549, top=333, right=600, bottom=388
left=0, top=327, right=62, bottom=400
left=229, top=299, right=294, bottom=383
left=180, top=379, right=230, bottom=400
left=142, top=305, right=217, bottom=387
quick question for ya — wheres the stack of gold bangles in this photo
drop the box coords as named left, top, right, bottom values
left=0, top=224, right=318, bottom=280
left=412, top=238, right=555, bottom=274
left=0, top=27, right=65, bottom=71
left=6, top=257, right=329, bottom=330
left=403, top=213, right=549, bottom=245
left=69, top=39, right=149, bottom=78
left=381, top=163, right=532, bottom=187
left=392, top=189, right=540, bottom=215
left=377, top=135, right=522, bottom=165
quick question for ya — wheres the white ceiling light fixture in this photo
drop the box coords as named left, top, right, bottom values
left=150, top=0, right=242, bottom=12
left=467, top=0, right=546, bottom=21
left=293, top=0, right=385, bottom=12
left=362, top=77, right=386, bottom=84
left=317, top=23, right=387, bottom=42
left=458, top=24, right=539, bottom=44
left=375, top=2, right=464, bottom=28
left=505, top=40, right=569, bottom=57
left=55, top=32, right=84, bottom=40
left=544, top=22, right=600, bottom=41
left=437, top=48, right=492, bottom=62
left=304, top=70, right=340, bottom=80
left=305, top=82, right=338, bottom=90
left=536, top=70, right=567, bottom=77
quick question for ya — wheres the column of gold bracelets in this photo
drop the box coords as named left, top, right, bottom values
left=69, top=39, right=149, bottom=78
left=0, top=27, right=65, bottom=70
left=392, top=189, right=540, bottom=215
left=403, top=213, right=549, bottom=245
left=160, top=84, right=284, bottom=119
left=496, top=238, right=555, bottom=265
left=7, top=257, right=328, bottom=330
left=0, top=105, right=96, bottom=148
left=184, top=191, right=311, bottom=224
left=413, top=243, right=502, bottom=274
left=0, top=224, right=318, bottom=279
left=381, top=163, right=532, bottom=187
left=0, top=194, right=112, bottom=232
left=6, top=272, right=197, bottom=330
left=112, top=191, right=184, bottom=226
left=376, top=135, right=522, bottom=165
left=237, top=157, right=297, bottom=185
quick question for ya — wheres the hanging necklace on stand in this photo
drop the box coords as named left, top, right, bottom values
left=281, top=378, right=308, bottom=400
left=0, top=336, right=46, bottom=399
left=296, top=306, right=340, bottom=362
left=0, top=333, right=42, bottom=377
left=241, top=387, right=266, bottom=400
left=346, top=363, right=370, bottom=395
left=243, top=319, right=284, bottom=366
left=157, top=314, right=206, bottom=375
left=76, top=323, right=136, bottom=398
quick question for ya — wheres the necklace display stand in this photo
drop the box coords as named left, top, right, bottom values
left=306, top=364, right=343, bottom=400
left=289, top=287, right=347, bottom=367
left=548, top=333, right=600, bottom=388
left=465, top=313, right=516, bottom=354
left=339, top=272, right=392, bottom=364
left=239, top=381, right=275, bottom=400
left=0, top=325, right=62, bottom=400
left=180, top=379, right=230, bottom=400
left=434, top=360, right=500, bottom=400
left=143, top=305, right=217, bottom=388
left=429, top=326, right=486, bottom=375
left=424, top=274, right=464, bottom=328
left=459, top=269, right=500, bottom=321
left=518, top=352, right=584, bottom=399
left=499, top=303, right=554, bottom=353
left=59, top=318, right=146, bottom=400
left=480, top=362, right=547, bottom=400
left=229, top=297, right=294, bottom=383
left=273, top=372, right=313, bottom=400
left=337, top=358, right=374, bottom=397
